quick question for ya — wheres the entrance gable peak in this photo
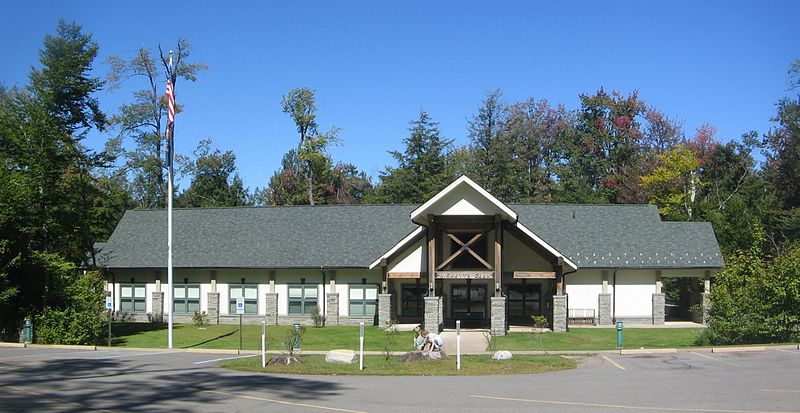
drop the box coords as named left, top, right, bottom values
left=411, top=175, right=518, bottom=226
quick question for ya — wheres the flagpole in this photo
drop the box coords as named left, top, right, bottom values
left=167, top=51, right=175, bottom=350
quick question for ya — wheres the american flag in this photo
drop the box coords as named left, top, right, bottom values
left=165, top=80, right=175, bottom=125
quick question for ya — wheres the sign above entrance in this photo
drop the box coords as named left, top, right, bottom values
left=513, top=271, right=556, bottom=279
left=436, top=271, right=494, bottom=279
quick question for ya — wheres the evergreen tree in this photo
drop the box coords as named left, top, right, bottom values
left=371, top=111, right=454, bottom=203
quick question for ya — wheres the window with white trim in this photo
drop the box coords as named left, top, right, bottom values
left=121, top=284, right=146, bottom=312
left=349, top=285, right=378, bottom=317
left=229, top=284, right=258, bottom=314
left=173, top=284, right=200, bottom=314
left=288, top=285, right=318, bottom=315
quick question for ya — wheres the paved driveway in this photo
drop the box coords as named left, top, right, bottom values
left=0, top=345, right=798, bottom=412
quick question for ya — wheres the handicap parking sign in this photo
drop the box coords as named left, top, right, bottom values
left=105, top=296, right=113, bottom=310
left=236, top=297, right=245, bottom=314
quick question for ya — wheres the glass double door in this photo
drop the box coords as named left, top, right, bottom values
left=450, top=284, right=487, bottom=321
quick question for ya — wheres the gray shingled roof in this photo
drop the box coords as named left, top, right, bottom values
left=513, top=204, right=723, bottom=268
left=100, top=203, right=723, bottom=270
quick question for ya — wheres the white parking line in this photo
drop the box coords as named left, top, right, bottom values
left=194, top=354, right=259, bottom=365
left=762, top=389, right=800, bottom=394
left=471, top=394, right=800, bottom=413
left=600, top=355, right=626, bottom=370
left=203, top=389, right=367, bottom=412
left=689, top=351, right=740, bottom=367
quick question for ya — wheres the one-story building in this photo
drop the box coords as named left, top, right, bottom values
left=98, top=175, right=723, bottom=335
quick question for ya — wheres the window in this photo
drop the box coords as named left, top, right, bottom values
left=229, top=284, right=258, bottom=314
left=507, top=284, right=541, bottom=319
left=288, top=285, right=318, bottom=315
left=121, top=284, right=146, bottom=312
left=401, top=284, right=426, bottom=317
left=349, top=285, right=378, bottom=317
left=449, top=232, right=488, bottom=269
left=173, top=284, right=200, bottom=314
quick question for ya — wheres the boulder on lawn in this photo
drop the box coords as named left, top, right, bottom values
left=325, top=349, right=357, bottom=364
left=400, top=350, right=447, bottom=362
left=267, top=355, right=301, bottom=365
left=492, top=350, right=513, bottom=360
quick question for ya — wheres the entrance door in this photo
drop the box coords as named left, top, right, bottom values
left=450, top=285, right=487, bottom=322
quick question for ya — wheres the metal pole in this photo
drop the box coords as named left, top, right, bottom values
left=166, top=50, right=174, bottom=350
left=239, top=314, right=243, bottom=353
left=456, top=320, right=461, bottom=370
left=359, top=321, right=364, bottom=371
left=261, top=319, right=266, bottom=368
left=108, top=309, right=112, bottom=347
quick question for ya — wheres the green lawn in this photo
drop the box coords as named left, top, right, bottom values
left=110, top=323, right=416, bottom=351
left=220, top=354, right=576, bottom=375
left=493, top=328, right=705, bottom=351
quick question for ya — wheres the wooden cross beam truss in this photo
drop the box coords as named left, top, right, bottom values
left=436, top=230, right=494, bottom=271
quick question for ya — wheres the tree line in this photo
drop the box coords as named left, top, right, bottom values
left=1, top=21, right=797, bottom=343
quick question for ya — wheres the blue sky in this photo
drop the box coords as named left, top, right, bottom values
left=2, top=1, right=798, bottom=190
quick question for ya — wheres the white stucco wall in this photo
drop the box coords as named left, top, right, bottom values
left=615, top=270, right=656, bottom=317
left=565, top=270, right=605, bottom=313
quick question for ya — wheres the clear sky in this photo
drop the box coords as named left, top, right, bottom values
left=2, top=1, right=798, bottom=190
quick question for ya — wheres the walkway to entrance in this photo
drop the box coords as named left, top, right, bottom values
left=440, top=329, right=489, bottom=354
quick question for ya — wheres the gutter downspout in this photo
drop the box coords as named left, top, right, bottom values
left=320, top=266, right=327, bottom=327
left=612, top=267, right=618, bottom=324
left=561, top=266, right=578, bottom=330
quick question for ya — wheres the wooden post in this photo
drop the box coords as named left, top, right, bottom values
left=494, top=214, right=502, bottom=297
left=427, top=214, right=436, bottom=297
left=555, top=258, right=564, bottom=295
left=380, top=258, right=388, bottom=293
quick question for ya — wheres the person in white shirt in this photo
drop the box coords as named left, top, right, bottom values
left=420, top=329, right=443, bottom=351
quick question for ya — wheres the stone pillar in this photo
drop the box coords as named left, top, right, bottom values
left=652, top=293, right=665, bottom=325
left=264, top=292, right=278, bottom=325
left=702, top=293, right=711, bottom=325
left=490, top=296, right=507, bottom=336
left=424, top=296, right=442, bottom=333
left=326, top=292, right=339, bottom=326
left=151, top=291, right=164, bottom=323
left=598, top=293, right=612, bottom=325
left=378, top=293, right=393, bottom=327
left=553, top=295, right=567, bottom=332
left=207, top=292, right=220, bottom=324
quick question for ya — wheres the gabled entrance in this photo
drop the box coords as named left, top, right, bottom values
left=372, top=175, right=577, bottom=335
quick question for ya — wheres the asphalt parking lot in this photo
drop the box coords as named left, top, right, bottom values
left=0, top=345, right=798, bottom=412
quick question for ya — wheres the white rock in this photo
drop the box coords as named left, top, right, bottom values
left=492, top=350, right=513, bottom=360
left=325, top=349, right=357, bottom=364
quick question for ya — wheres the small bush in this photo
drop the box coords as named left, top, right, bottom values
left=193, top=311, right=209, bottom=326
left=310, top=307, right=325, bottom=328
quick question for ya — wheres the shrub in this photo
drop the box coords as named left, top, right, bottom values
left=33, top=270, right=106, bottom=345
left=193, top=311, right=209, bottom=326
left=706, top=230, right=800, bottom=345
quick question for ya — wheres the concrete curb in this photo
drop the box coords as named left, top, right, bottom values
left=26, top=343, right=96, bottom=350
left=0, top=342, right=27, bottom=348
left=711, top=346, right=766, bottom=353
left=619, top=348, right=677, bottom=355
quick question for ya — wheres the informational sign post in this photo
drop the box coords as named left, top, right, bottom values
left=237, top=297, right=245, bottom=352
left=456, top=320, right=462, bottom=370
left=106, top=296, right=113, bottom=347
left=261, top=319, right=266, bottom=368
left=359, top=321, right=365, bottom=371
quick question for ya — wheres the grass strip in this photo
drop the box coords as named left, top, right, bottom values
left=220, top=354, right=577, bottom=376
